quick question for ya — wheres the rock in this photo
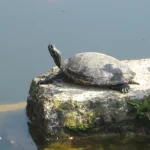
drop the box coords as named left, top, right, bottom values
left=26, top=59, right=150, bottom=138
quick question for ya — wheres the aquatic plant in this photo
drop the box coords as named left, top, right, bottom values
left=128, top=96, right=150, bottom=120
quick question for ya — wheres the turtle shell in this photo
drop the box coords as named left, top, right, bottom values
left=61, top=52, right=135, bottom=85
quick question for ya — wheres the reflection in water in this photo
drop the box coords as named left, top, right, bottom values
left=0, top=103, right=150, bottom=149
left=0, top=109, right=36, bottom=150
left=0, top=102, right=26, bottom=112
left=28, top=121, right=150, bottom=150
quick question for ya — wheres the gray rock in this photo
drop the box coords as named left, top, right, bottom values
left=26, top=59, right=150, bottom=138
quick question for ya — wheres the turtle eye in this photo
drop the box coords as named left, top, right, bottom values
left=50, top=44, right=54, bottom=49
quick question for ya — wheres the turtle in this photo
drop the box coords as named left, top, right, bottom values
left=48, top=44, right=138, bottom=93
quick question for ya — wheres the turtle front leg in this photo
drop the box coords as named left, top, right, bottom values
left=110, top=83, right=130, bottom=93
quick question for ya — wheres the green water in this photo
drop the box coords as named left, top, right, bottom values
left=0, top=0, right=150, bottom=149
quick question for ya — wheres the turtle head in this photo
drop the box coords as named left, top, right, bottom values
left=48, top=44, right=62, bottom=69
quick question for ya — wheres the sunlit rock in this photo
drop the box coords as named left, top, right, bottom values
left=26, top=59, right=150, bottom=138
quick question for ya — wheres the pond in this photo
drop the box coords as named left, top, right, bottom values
left=0, top=0, right=150, bottom=149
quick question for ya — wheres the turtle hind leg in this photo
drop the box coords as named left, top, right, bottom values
left=110, top=83, right=130, bottom=93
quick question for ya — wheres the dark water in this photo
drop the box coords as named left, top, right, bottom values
left=1, top=109, right=150, bottom=150
left=0, top=110, right=36, bottom=150
left=0, top=0, right=150, bottom=149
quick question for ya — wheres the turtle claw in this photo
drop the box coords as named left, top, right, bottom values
left=111, top=83, right=130, bottom=93
left=121, top=84, right=130, bottom=93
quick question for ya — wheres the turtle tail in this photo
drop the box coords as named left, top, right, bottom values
left=128, top=80, right=140, bottom=85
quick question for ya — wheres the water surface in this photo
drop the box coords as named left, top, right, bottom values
left=0, top=0, right=150, bottom=103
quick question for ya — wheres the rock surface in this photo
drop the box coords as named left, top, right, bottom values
left=26, top=59, right=150, bottom=137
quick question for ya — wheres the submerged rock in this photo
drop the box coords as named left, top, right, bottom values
left=26, top=59, right=150, bottom=138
